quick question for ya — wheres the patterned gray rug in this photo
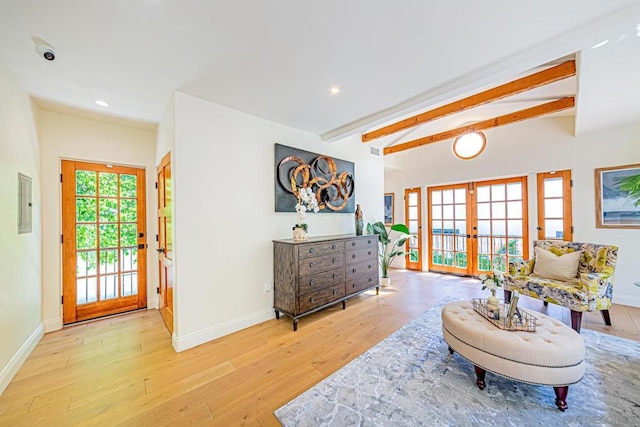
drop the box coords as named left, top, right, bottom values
left=275, top=297, right=640, bottom=426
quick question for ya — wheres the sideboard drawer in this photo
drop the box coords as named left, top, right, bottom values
left=346, top=247, right=376, bottom=264
left=298, top=284, right=346, bottom=312
left=298, top=241, right=345, bottom=259
left=298, top=268, right=344, bottom=295
left=298, top=253, right=344, bottom=276
left=346, top=273, right=378, bottom=295
left=345, top=237, right=376, bottom=250
left=345, top=260, right=377, bottom=280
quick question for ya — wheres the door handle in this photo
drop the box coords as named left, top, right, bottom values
left=156, top=248, right=165, bottom=253
left=536, top=226, right=543, bottom=231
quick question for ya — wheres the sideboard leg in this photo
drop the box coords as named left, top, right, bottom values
left=554, top=386, right=569, bottom=411
left=376, top=286, right=380, bottom=295
left=474, top=365, right=486, bottom=390
left=342, top=300, right=347, bottom=310
left=292, top=319, right=298, bottom=332
left=275, top=310, right=280, bottom=319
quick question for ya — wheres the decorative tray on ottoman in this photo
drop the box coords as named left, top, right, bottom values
left=471, top=298, right=537, bottom=332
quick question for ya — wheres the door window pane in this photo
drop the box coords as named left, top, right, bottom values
left=508, top=239, right=523, bottom=256
left=544, top=178, right=563, bottom=198
left=493, top=238, right=507, bottom=254
left=120, top=199, right=137, bottom=222
left=432, top=205, right=442, bottom=219
left=76, top=224, right=97, bottom=249
left=455, top=252, right=467, bottom=268
left=77, top=251, right=97, bottom=277
left=100, top=275, right=118, bottom=300
left=76, top=198, right=96, bottom=222
left=477, top=186, right=490, bottom=202
left=432, top=250, right=443, bottom=265
left=432, top=220, right=442, bottom=233
left=409, top=206, right=418, bottom=219
left=454, top=188, right=466, bottom=203
left=431, top=190, right=442, bottom=205
left=120, top=174, right=137, bottom=198
left=443, top=251, right=454, bottom=266
left=120, top=224, right=137, bottom=247
left=76, top=277, right=98, bottom=304
left=408, top=193, right=417, bottom=205
left=507, top=220, right=523, bottom=237
left=76, top=171, right=96, bottom=196
left=454, top=221, right=466, bottom=235
left=99, top=173, right=118, bottom=197
left=491, top=184, right=505, bottom=201
left=491, top=202, right=506, bottom=219
left=444, top=235, right=454, bottom=251
left=506, top=182, right=522, bottom=200
left=492, top=220, right=506, bottom=236
left=443, top=205, right=454, bottom=220
left=121, top=272, right=138, bottom=296
left=99, top=198, right=118, bottom=222
left=477, top=220, right=490, bottom=236
left=442, top=190, right=453, bottom=204
left=454, top=204, right=466, bottom=219
left=432, top=235, right=442, bottom=250
left=507, top=201, right=522, bottom=219
left=545, top=219, right=564, bottom=239
left=100, top=249, right=119, bottom=274
left=100, top=224, right=118, bottom=248
left=544, top=199, right=563, bottom=218
left=477, top=203, right=490, bottom=219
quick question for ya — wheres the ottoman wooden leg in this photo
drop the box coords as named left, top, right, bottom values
left=448, top=346, right=454, bottom=354
left=553, top=386, right=569, bottom=411
left=474, top=365, right=486, bottom=390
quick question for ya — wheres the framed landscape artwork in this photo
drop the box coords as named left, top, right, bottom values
left=595, top=163, right=640, bottom=228
left=384, top=193, right=394, bottom=225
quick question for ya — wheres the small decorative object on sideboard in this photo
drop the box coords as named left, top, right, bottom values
left=366, top=221, right=412, bottom=287
left=292, top=187, right=319, bottom=241
left=355, top=204, right=363, bottom=236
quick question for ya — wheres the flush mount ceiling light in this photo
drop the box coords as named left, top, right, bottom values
left=95, top=99, right=109, bottom=107
left=452, top=131, right=486, bottom=160
left=329, top=86, right=340, bottom=95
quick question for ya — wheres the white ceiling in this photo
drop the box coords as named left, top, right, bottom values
left=1, top=1, right=639, bottom=141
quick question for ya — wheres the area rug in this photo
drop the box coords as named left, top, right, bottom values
left=275, top=297, right=640, bottom=426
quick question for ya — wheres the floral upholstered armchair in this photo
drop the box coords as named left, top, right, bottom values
left=504, top=240, right=618, bottom=333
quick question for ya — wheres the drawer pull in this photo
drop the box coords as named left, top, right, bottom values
left=368, top=264, right=372, bottom=269
left=368, top=239, right=372, bottom=244
left=332, top=273, right=336, bottom=279
left=332, top=244, right=337, bottom=249
left=309, top=262, right=315, bottom=268
left=310, top=280, right=315, bottom=286
left=368, top=278, right=373, bottom=282
left=309, top=248, right=315, bottom=253
left=332, top=258, right=337, bottom=263
left=332, top=290, right=336, bottom=295
left=352, top=283, right=356, bottom=288
left=368, top=251, right=372, bottom=255
left=310, top=297, right=315, bottom=303
left=352, top=254, right=356, bottom=259
left=352, top=268, right=356, bottom=273
left=352, top=242, right=356, bottom=246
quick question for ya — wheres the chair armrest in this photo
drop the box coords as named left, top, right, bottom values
left=508, top=259, right=534, bottom=277
left=579, top=272, right=614, bottom=298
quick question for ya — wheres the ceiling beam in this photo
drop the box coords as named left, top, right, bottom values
left=383, top=96, right=575, bottom=156
left=363, top=60, right=576, bottom=143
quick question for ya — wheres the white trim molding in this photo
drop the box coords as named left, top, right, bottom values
left=172, top=309, right=274, bottom=352
left=43, top=317, right=63, bottom=333
left=0, top=323, right=44, bottom=395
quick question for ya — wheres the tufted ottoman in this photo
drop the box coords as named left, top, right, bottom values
left=441, top=300, right=585, bottom=411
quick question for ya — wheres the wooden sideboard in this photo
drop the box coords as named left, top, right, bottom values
left=273, top=234, right=379, bottom=331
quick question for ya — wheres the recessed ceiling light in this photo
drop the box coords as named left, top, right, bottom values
left=95, top=99, right=109, bottom=107
left=636, top=23, right=640, bottom=37
left=590, top=40, right=609, bottom=49
left=329, top=86, right=340, bottom=95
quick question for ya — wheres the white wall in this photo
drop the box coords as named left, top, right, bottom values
left=40, top=111, right=158, bottom=330
left=170, top=92, right=384, bottom=351
left=385, top=116, right=640, bottom=307
left=0, top=64, right=42, bottom=394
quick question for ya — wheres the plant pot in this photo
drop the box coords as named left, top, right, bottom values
left=381, top=277, right=391, bottom=287
left=292, top=227, right=308, bottom=242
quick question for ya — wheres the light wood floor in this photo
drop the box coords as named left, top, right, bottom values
left=2, top=270, right=639, bottom=426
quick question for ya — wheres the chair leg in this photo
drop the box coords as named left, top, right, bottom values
left=543, top=301, right=549, bottom=307
left=601, top=309, right=612, bottom=326
left=503, top=289, right=512, bottom=303
left=570, top=310, right=583, bottom=333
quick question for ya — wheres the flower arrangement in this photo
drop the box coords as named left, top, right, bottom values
left=293, top=187, right=319, bottom=232
left=479, top=271, right=503, bottom=292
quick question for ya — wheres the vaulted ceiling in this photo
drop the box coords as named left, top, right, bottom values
left=1, top=1, right=639, bottom=144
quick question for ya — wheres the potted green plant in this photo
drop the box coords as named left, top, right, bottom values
left=366, top=221, right=412, bottom=287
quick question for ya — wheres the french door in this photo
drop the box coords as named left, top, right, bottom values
left=404, top=187, right=422, bottom=270
left=537, top=170, right=572, bottom=241
left=428, top=177, right=529, bottom=275
left=62, top=160, right=147, bottom=324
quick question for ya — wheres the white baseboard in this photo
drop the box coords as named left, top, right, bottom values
left=614, top=292, right=640, bottom=309
left=172, top=308, right=274, bottom=352
left=0, top=323, right=44, bottom=396
left=43, top=317, right=63, bottom=333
